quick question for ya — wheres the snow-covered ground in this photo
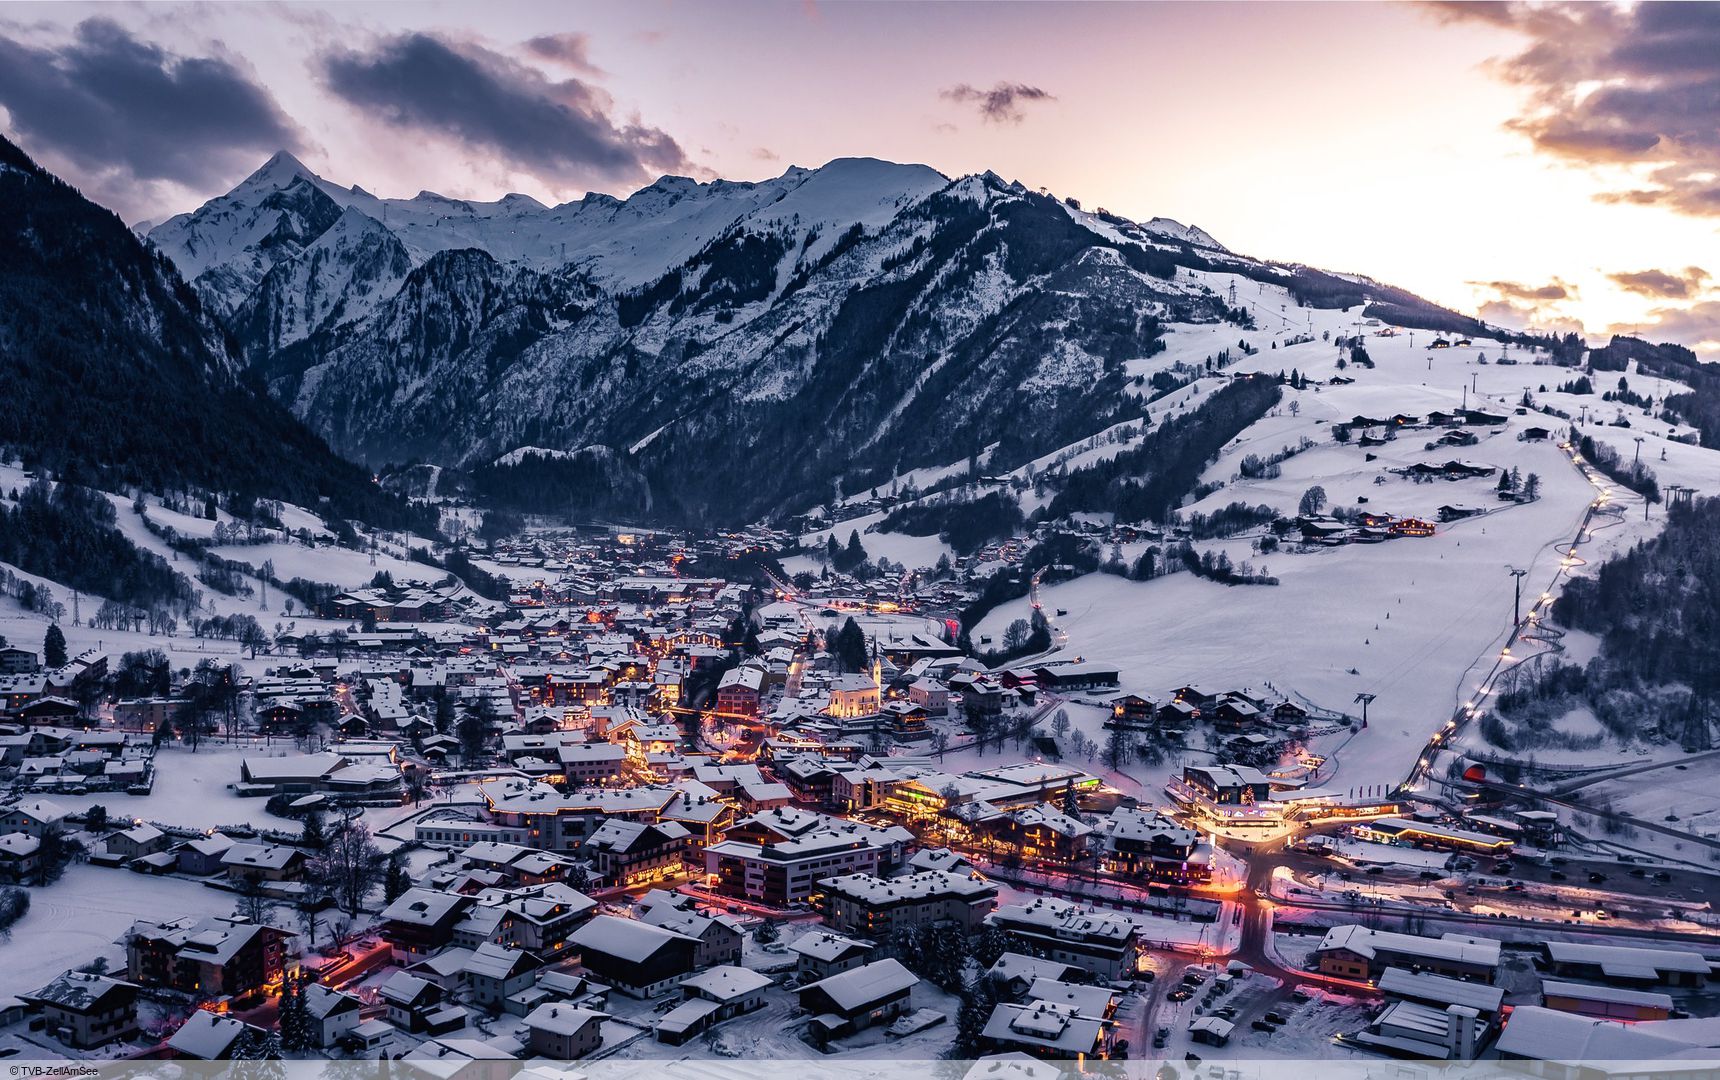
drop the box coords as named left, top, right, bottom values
left=957, top=307, right=1684, bottom=790
left=0, top=864, right=241, bottom=999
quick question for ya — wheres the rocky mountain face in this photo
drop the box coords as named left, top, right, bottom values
left=150, top=152, right=1455, bottom=524
left=0, top=137, right=419, bottom=529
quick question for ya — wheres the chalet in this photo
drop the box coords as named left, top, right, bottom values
left=381, top=888, right=478, bottom=961
left=457, top=942, right=541, bottom=1008
left=0, top=798, right=70, bottom=837
left=987, top=954, right=1086, bottom=1002
left=798, top=958, right=919, bottom=1041
left=1107, top=694, right=1155, bottom=729
left=980, top=1001, right=1107, bottom=1060
left=1211, top=697, right=1261, bottom=730
left=1172, top=685, right=1219, bottom=708
left=221, top=842, right=306, bottom=884
left=0, top=832, right=41, bottom=881
left=176, top=833, right=237, bottom=876
left=303, top=984, right=366, bottom=1048
left=378, top=971, right=466, bottom=1035
left=582, top=819, right=686, bottom=888
left=11, top=696, right=84, bottom=728
left=705, top=833, right=881, bottom=906
left=1180, top=763, right=1272, bottom=804
left=790, top=932, right=875, bottom=983
left=655, top=965, right=771, bottom=1045
left=167, top=1009, right=257, bottom=1059
left=523, top=1003, right=606, bottom=1059
left=22, top=971, right=139, bottom=1049
left=995, top=803, right=1093, bottom=863
left=716, top=666, right=764, bottom=718
left=569, top=915, right=698, bottom=998
left=1437, top=505, right=1485, bottom=522
left=106, top=821, right=169, bottom=861
left=636, top=900, right=743, bottom=969
left=126, top=916, right=292, bottom=1002
left=0, top=647, right=38, bottom=674
left=1101, top=807, right=1206, bottom=883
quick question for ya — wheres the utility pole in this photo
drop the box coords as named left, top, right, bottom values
left=1633, top=437, right=1645, bottom=468
left=1508, top=567, right=1527, bottom=628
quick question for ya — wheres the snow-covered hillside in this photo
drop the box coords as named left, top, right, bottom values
left=815, top=272, right=1703, bottom=792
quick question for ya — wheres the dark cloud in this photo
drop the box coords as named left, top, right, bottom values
left=321, top=32, right=688, bottom=185
left=1608, top=267, right=1711, bottom=300
left=0, top=18, right=302, bottom=209
left=521, top=32, right=604, bottom=77
left=1427, top=1, right=1720, bottom=216
left=940, top=81, right=1056, bottom=124
left=1470, top=278, right=1573, bottom=302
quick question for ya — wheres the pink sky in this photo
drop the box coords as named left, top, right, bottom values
left=2, top=0, right=1716, bottom=351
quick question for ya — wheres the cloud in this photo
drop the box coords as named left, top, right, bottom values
left=940, top=81, right=1056, bottom=124
left=750, top=146, right=779, bottom=162
left=320, top=32, right=688, bottom=187
left=1426, top=1, right=1720, bottom=216
left=1610, top=300, right=1720, bottom=355
left=0, top=18, right=302, bottom=214
left=521, top=32, right=604, bottom=77
left=1469, top=278, right=1574, bottom=302
left=1471, top=277, right=1583, bottom=336
left=1607, top=266, right=1711, bottom=300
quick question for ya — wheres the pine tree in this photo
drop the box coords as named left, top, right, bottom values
left=278, top=976, right=312, bottom=1051
left=954, top=974, right=997, bottom=1057
left=42, top=623, right=67, bottom=668
left=754, top=919, right=780, bottom=944
left=1061, top=780, right=1079, bottom=818
left=384, top=855, right=411, bottom=903
left=974, top=925, right=1011, bottom=970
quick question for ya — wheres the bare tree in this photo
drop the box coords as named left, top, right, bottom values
left=313, top=816, right=386, bottom=917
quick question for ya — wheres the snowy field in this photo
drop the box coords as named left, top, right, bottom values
left=0, top=864, right=241, bottom=999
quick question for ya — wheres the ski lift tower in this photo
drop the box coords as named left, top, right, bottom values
left=1354, top=692, right=1376, bottom=728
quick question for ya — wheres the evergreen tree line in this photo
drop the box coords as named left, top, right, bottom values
left=1554, top=497, right=1720, bottom=703
left=0, top=479, right=201, bottom=614
left=877, top=491, right=1025, bottom=555
left=1045, top=376, right=1282, bottom=521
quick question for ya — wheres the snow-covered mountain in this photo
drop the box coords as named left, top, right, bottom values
left=146, top=152, right=1477, bottom=524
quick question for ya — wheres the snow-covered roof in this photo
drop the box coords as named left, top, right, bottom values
left=679, top=965, right=772, bottom=1001
left=1317, top=925, right=1500, bottom=969
left=1378, top=967, right=1504, bottom=1013
left=570, top=914, right=694, bottom=963
left=167, top=1009, right=249, bottom=1059
left=1542, top=981, right=1675, bottom=1011
left=789, top=932, right=872, bottom=963
left=1546, top=941, right=1711, bottom=977
left=524, top=1003, right=605, bottom=1036
left=1496, top=1006, right=1699, bottom=1064
left=800, top=958, right=918, bottom=1012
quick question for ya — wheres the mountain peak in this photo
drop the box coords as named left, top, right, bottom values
left=240, top=150, right=317, bottom=191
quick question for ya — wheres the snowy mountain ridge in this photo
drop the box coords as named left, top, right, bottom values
left=145, top=152, right=1487, bottom=525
